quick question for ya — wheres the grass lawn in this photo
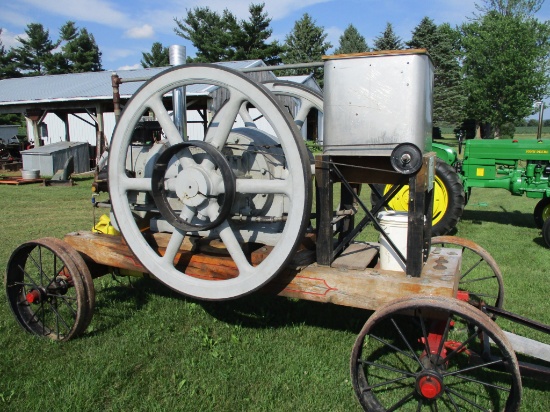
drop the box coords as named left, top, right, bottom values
left=0, top=173, right=549, bottom=410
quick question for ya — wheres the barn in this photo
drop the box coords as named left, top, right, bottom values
left=0, top=60, right=322, bottom=172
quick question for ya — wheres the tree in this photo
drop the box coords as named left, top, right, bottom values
left=11, top=22, right=101, bottom=75
left=13, top=23, right=58, bottom=76
left=280, top=13, right=332, bottom=83
left=174, top=3, right=281, bottom=64
left=234, top=3, right=282, bottom=65
left=0, top=29, right=21, bottom=79
left=174, top=7, right=240, bottom=62
left=475, top=0, right=544, bottom=17
left=141, top=42, right=169, bottom=68
left=373, top=22, right=403, bottom=51
left=334, top=24, right=369, bottom=54
left=407, top=18, right=466, bottom=126
left=60, top=26, right=102, bottom=72
left=461, top=11, right=550, bottom=137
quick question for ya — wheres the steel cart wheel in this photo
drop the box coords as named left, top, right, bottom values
left=350, top=296, right=522, bottom=411
left=431, top=236, right=504, bottom=309
left=109, top=64, right=312, bottom=300
left=5, top=238, right=95, bottom=341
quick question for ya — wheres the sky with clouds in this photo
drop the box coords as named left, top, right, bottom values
left=1, top=0, right=550, bottom=71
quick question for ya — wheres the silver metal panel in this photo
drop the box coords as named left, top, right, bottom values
left=22, top=141, right=90, bottom=176
left=323, top=52, right=433, bottom=156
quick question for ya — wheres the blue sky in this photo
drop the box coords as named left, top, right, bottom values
left=1, top=0, right=549, bottom=71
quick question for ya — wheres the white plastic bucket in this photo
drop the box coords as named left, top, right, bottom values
left=378, top=211, right=408, bottom=272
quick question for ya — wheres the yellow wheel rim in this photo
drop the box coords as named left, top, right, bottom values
left=383, top=175, right=449, bottom=226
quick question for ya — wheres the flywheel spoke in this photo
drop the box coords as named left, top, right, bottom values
left=205, top=92, right=246, bottom=150
left=236, top=178, right=291, bottom=196
left=294, top=101, right=314, bottom=129
left=217, top=221, right=253, bottom=276
left=150, top=96, right=184, bottom=146
left=238, top=101, right=256, bottom=127
left=120, top=177, right=152, bottom=192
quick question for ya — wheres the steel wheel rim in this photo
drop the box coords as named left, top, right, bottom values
left=431, top=236, right=504, bottom=309
left=351, top=296, right=521, bottom=411
left=108, top=64, right=312, bottom=300
left=5, top=238, right=90, bottom=341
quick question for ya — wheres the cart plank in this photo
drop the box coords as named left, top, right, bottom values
left=64, top=231, right=460, bottom=311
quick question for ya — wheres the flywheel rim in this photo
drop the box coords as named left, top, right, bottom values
left=109, top=64, right=312, bottom=300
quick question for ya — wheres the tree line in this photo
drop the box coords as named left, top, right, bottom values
left=1, top=0, right=549, bottom=137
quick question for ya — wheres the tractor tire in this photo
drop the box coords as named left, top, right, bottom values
left=371, top=159, right=465, bottom=236
left=533, top=197, right=550, bottom=229
left=543, top=218, right=550, bottom=248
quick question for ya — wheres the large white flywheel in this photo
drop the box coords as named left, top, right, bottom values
left=108, top=64, right=312, bottom=300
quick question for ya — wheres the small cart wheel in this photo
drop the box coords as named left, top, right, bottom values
left=431, top=236, right=504, bottom=309
left=350, top=296, right=521, bottom=411
left=5, top=238, right=95, bottom=341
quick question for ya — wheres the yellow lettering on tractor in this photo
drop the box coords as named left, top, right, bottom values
left=526, top=150, right=549, bottom=154
left=476, top=168, right=485, bottom=177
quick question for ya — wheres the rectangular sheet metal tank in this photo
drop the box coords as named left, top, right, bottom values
left=21, top=141, right=90, bottom=176
left=322, top=49, right=433, bottom=157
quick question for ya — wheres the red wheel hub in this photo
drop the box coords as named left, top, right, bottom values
left=26, top=289, right=41, bottom=304
left=417, top=374, right=443, bottom=399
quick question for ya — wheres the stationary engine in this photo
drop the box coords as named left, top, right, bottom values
left=123, top=125, right=291, bottom=246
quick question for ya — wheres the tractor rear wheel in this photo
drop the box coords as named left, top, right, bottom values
left=542, top=217, right=550, bottom=247
left=533, top=197, right=550, bottom=229
left=371, top=159, right=465, bottom=236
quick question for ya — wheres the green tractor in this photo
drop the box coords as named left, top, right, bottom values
left=377, top=137, right=550, bottom=244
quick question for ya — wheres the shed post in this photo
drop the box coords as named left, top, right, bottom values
left=25, top=109, right=44, bottom=148
left=95, top=104, right=105, bottom=173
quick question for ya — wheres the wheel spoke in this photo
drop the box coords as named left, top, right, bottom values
left=442, top=358, right=505, bottom=378
left=217, top=220, right=253, bottom=275
left=149, top=96, right=184, bottom=146
left=238, top=102, right=256, bottom=127
left=460, top=257, right=484, bottom=280
left=162, top=229, right=186, bottom=265
left=441, top=327, right=481, bottom=363
left=27, top=251, right=55, bottom=286
left=386, top=390, right=416, bottom=412
left=392, top=317, right=424, bottom=369
left=445, top=386, right=490, bottom=412
left=449, top=373, right=511, bottom=392
left=236, top=178, right=290, bottom=196
left=120, top=177, right=152, bottom=192
left=459, top=275, right=497, bottom=284
left=205, top=92, right=246, bottom=149
left=368, top=333, right=418, bottom=362
left=435, top=316, right=453, bottom=367
left=358, top=358, right=417, bottom=378
left=46, top=300, right=73, bottom=334
left=364, top=376, right=413, bottom=391
left=294, top=101, right=314, bottom=129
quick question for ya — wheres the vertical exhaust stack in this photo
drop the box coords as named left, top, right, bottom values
left=169, top=45, right=187, bottom=140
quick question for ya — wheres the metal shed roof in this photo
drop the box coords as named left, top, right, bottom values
left=20, top=140, right=88, bottom=155
left=0, top=60, right=265, bottom=108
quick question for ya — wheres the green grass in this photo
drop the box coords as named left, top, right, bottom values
left=0, top=176, right=549, bottom=410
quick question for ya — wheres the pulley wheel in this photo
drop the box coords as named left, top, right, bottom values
left=390, top=143, right=423, bottom=174
left=108, top=64, right=312, bottom=300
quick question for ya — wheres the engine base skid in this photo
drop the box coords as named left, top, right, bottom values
left=63, top=230, right=460, bottom=311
